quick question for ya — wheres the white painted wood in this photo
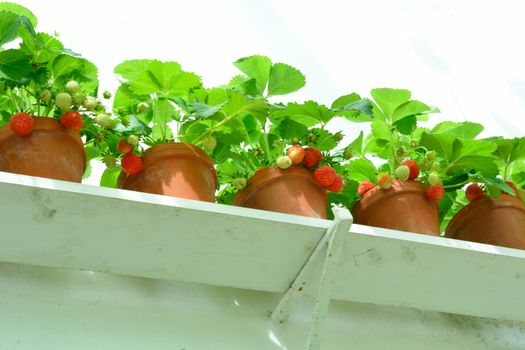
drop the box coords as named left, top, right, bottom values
left=0, top=171, right=524, bottom=324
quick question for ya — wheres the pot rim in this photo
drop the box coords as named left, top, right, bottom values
left=0, top=116, right=86, bottom=171
left=445, top=194, right=525, bottom=238
left=356, top=180, right=436, bottom=211
left=119, top=142, right=217, bottom=188
left=233, top=165, right=327, bottom=206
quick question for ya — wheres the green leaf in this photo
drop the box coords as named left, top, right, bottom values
left=484, top=176, right=515, bottom=195
left=392, top=100, right=431, bottom=122
left=221, top=92, right=269, bottom=126
left=114, top=59, right=155, bottom=81
left=345, top=131, right=364, bottom=157
left=267, top=63, right=306, bottom=96
left=270, top=101, right=332, bottom=126
left=313, top=129, right=337, bottom=151
left=188, top=101, right=225, bottom=119
left=371, top=119, right=392, bottom=141
left=331, top=93, right=361, bottom=109
left=370, top=88, right=411, bottom=120
left=52, top=55, right=99, bottom=93
left=0, top=10, right=20, bottom=46
left=420, top=133, right=456, bottom=161
left=0, top=49, right=31, bottom=81
left=180, top=121, right=210, bottom=144
left=345, top=158, right=378, bottom=182
left=277, top=118, right=308, bottom=140
left=0, top=3, right=37, bottom=27
left=113, top=84, right=142, bottom=111
left=393, top=115, right=416, bottom=135
left=233, top=55, right=272, bottom=95
left=431, top=121, right=484, bottom=139
left=100, top=167, right=122, bottom=188
left=452, top=139, right=497, bottom=160
left=447, top=156, right=499, bottom=177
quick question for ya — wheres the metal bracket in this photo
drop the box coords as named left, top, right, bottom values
left=271, top=206, right=353, bottom=350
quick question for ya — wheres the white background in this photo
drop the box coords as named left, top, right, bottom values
left=15, top=0, right=525, bottom=183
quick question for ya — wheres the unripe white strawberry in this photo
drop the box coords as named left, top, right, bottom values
left=95, top=113, right=113, bottom=128
left=72, top=93, right=85, bottom=105
left=55, top=92, right=72, bottom=110
left=395, top=165, right=410, bottom=181
left=428, top=172, right=441, bottom=185
left=378, top=173, right=393, bottom=189
left=39, top=89, right=52, bottom=102
left=137, top=102, right=149, bottom=112
left=102, top=91, right=111, bottom=99
left=127, top=134, right=140, bottom=146
left=83, top=96, right=98, bottom=110
left=104, top=155, right=116, bottom=169
left=232, top=178, right=247, bottom=190
left=65, top=80, right=80, bottom=93
left=426, top=151, right=437, bottom=160
left=276, top=155, right=292, bottom=169
left=202, top=136, right=217, bottom=152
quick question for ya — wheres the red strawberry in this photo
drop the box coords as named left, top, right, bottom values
left=121, top=153, right=142, bottom=175
left=377, top=173, right=393, bottom=189
left=505, top=181, right=519, bottom=196
left=9, top=112, right=34, bottom=136
left=117, top=140, right=132, bottom=154
left=402, top=160, right=420, bottom=180
left=303, top=147, right=322, bottom=168
left=314, top=166, right=337, bottom=187
left=466, top=183, right=484, bottom=202
left=287, top=146, right=305, bottom=165
left=60, top=111, right=83, bottom=131
left=358, top=181, right=375, bottom=197
left=427, top=184, right=444, bottom=200
left=325, top=174, right=343, bottom=192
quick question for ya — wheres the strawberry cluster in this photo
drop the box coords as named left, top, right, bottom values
left=9, top=111, right=84, bottom=136
left=117, top=139, right=142, bottom=175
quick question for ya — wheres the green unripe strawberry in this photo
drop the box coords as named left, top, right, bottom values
left=103, top=91, right=112, bottom=99
left=137, top=102, right=149, bottom=112
left=426, top=151, right=436, bottom=160
left=202, top=136, right=217, bottom=152
left=343, top=148, right=353, bottom=160
left=334, top=132, right=344, bottom=142
left=431, top=163, right=440, bottom=171
left=395, top=165, right=410, bottom=181
left=104, top=155, right=116, bottom=169
left=39, top=89, right=52, bottom=102
left=276, top=155, right=292, bottom=169
left=232, top=178, right=247, bottom=190
left=308, top=133, right=317, bottom=142
left=73, top=93, right=85, bottom=105
left=55, top=92, right=72, bottom=110
left=95, top=113, right=113, bottom=128
left=127, top=135, right=140, bottom=146
left=292, top=137, right=300, bottom=145
left=83, top=96, right=97, bottom=110
left=65, top=80, right=80, bottom=93
left=428, top=172, right=441, bottom=185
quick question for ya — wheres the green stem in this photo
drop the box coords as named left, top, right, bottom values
left=192, top=110, right=243, bottom=144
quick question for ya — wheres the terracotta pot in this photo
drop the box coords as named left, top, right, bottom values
left=352, top=180, right=440, bottom=236
left=445, top=194, right=525, bottom=249
left=0, top=117, right=86, bottom=182
left=233, top=166, right=328, bottom=218
left=118, top=142, right=217, bottom=202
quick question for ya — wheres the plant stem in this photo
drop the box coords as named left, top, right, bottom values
left=192, top=110, right=243, bottom=144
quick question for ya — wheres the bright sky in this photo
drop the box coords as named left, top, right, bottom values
left=16, top=0, right=525, bottom=183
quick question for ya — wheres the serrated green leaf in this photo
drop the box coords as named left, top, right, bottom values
left=393, top=115, right=416, bottom=135
left=420, top=133, right=456, bottom=161
left=313, top=129, right=337, bottom=151
left=267, top=63, right=306, bottom=96
left=431, top=121, right=484, bottom=139
left=114, top=59, right=155, bottom=81
left=345, top=158, right=378, bottom=182
left=0, top=49, right=31, bottom=81
left=392, top=100, right=431, bottom=122
left=233, top=55, right=272, bottom=96
left=113, top=84, right=142, bottom=111
left=278, top=118, right=308, bottom=140
left=221, top=92, right=269, bottom=126
left=0, top=10, right=20, bottom=46
left=371, top=119, right=392, bottom=140
left=448, top=156, right=499, bottom=177
left=270, top=101, right=332, bottom=126
left=0, top=3, right=37, bottom=27
left=188, top=101, right=225, bottom=119
left=345, top=131, right=364, bottom=157
left=52, top=54, right=98, bottom=93
left=180, top=121, right=210, bottom=144
left=331, top=93, right=361, bottom=109
left=452, top=139, right=497, bottom=160
left=370, top=88, right=411, bottom=120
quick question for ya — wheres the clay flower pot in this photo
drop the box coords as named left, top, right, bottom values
left=0, top=117, right=86, bottom=182
left=445, top=194, right=525, bottom=249
left=233, top=165, right=328, bottom=218
left=118, top=142, right=217, bottom=202
left=352, top=180, right=440, bottom=236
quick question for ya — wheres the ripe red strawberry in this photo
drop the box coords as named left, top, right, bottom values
left=466, top=183, right=484, bottom=202
left=60, top=111, right=83, bottom=131
left=121, top=153, right=142, bottom=175
left=505, top=181, right=519, bottom=196
left=427, top=184, right=444, bottom=200
left=377, top=173, right=393, bottom=189
left=287, top=145, right=305, bottom=165
left=303, top=147, right=322, bottom=168
left=325, top=174, right=343, bottom=192
left=358, top=181, right=375, bottom=197
left=117, top=140, right=132, bottom=154
left=314, top=166, right=337, bottom=187
left=402, top=160, right=420, bottom=180
left=9, top=112, right=34, bottom=136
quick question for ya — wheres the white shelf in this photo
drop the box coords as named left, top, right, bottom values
left=1, top=171, right=524, bottom=323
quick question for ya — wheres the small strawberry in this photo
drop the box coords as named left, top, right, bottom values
left=505, top=181, right=519, bottom=196
left=83, top=96, right=98, bottom=111
left=426, top=151, right=436, bottom=160
left=314, top=166, right=337, bottom=187
left=466, top=183, right=484, bottom=202
left=103, top=91, right=112, bottom=99
left=121, top=153, right=142, bottom=175
left=427, top=173, right=441, bottom=185
left=60, top=111, right=83, bottom=131
left=427, top=184, right=444, bottom=201
left=378, top=173, right=393, bottom=189
left=287, top=145, right=305, bottom=165
left=9, top=112, right=34, bottom=136
left=403, top=160, right=420, bottom=180
left=276, top=155, right=292, bottom=169
left=104, top=155, right=116, bottom=169
left=65, top=80, right=80, bottom=93
left=127, top=135, right=140, bottom=146
left=232, top=178, right=247, bottom=190
left=117, top=140, right=132, bottom=154
left=202, top=136, right=217, bottom=152
left=95, top=113, right=113, bottom=128
left=55, top=92, right=72, bottom=110
left=39, top=89, right=52, bottom=102
left=358, top=181, right=375, bottom=197
left=303, top=147, right=322, bottom=168
left=137, top=102, right=149, bottom=112
left=343, top=148, right=353, bottom=159
left=325, top=174, right=343, bottom=192
left=394, top=165, right=410, bottom=181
